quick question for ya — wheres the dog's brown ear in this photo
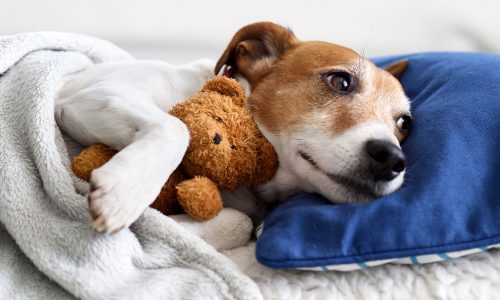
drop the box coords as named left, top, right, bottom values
left=384, top=60, right=409, bottom=80
left=215, top=22, right=299, bottom=87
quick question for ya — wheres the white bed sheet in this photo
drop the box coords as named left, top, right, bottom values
left=223, top=242, right=500, bottom=299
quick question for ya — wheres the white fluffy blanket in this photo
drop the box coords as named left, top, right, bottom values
left=0, top=32, right=261, bottom=300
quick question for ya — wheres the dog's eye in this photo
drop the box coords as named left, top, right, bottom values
left=324, top=72, right=354, bottom=94
left=397, top=115, right=412, bottom=133
left=215, top=116, right=222, bottom=123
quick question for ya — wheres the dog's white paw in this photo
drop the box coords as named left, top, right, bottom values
left=170, top=208, right=253, bottom=251
left=88, top=168, right=153, bottom=234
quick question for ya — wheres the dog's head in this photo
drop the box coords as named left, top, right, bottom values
left=215, top=22, right=412, bottom=203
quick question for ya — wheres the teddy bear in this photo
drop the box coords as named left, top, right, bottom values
left=71, top=76, right=278, bottom=221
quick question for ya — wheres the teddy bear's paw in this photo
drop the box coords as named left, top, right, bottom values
left=176, top=177, right=223, bottom=221
left=88, top=168, right=157, bottom=234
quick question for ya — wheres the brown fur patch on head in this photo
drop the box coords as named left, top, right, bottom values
left=243, top=41, right=410, bottom=140
left=215, top=23, right=410, bottom=142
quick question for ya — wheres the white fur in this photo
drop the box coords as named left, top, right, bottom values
left=257, top=79, right=410, bottom=205
left=259, top=122, right=404, bottom=204
left=170, top=208, right=253, bottom=251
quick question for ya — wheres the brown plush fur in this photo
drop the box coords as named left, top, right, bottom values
left=71, top=76, right=278, bottom=221
left=72, top=144, right=116, bottom=182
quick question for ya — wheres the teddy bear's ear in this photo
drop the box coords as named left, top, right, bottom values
left=202, top=76, right=246, bottom=107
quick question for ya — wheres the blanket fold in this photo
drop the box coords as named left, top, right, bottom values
left=0, top=32, right=262, bottom=300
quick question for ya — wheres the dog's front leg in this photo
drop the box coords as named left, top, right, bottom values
left=89, top=116, right=189, bottom=234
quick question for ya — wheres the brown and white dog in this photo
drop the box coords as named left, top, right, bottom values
left=55, top=22, right=411, bottom=234
left=215, top=22, right=411, bottom=205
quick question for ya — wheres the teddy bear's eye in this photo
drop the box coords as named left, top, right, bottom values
left=213, top=133, right=222, bottom=145
left=215, top=116, right=222, bottom=123
left=230, top=145, right=236, bottom=150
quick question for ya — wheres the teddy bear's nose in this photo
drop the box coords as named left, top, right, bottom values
left=213, top=133, right=222, bottom=145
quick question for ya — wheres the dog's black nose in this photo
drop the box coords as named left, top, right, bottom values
left=365, top=139, right=405, bottom=181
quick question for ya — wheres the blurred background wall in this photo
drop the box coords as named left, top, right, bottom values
left=1, top=0, right=498, bottom=63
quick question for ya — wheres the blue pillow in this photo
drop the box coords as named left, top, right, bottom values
left=255, top=52, right=500, bottom=271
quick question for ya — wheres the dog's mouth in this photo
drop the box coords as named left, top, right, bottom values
left=298, top=150, right=378, bottom=199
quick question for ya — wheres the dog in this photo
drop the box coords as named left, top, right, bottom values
left=55, top=22, right=411, bottom=234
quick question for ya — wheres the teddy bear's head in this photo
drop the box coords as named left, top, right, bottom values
left=170, top=76, right=278, bottom=190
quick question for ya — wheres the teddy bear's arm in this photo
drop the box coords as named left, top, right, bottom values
left=71, top=144, right=117, bottom=181
left=176, top=176, right=223, bottom=221
left=150, top=169, right=185, bottom=215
